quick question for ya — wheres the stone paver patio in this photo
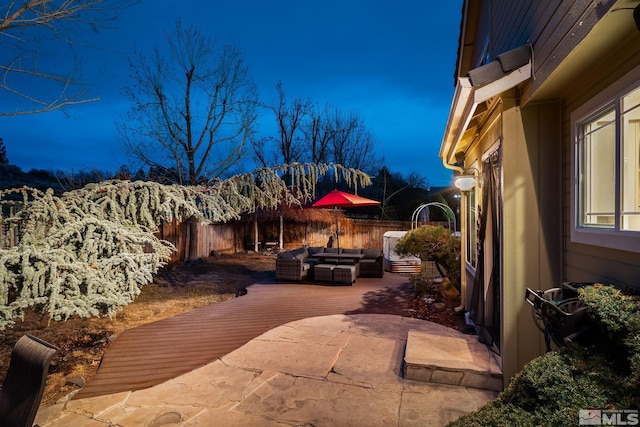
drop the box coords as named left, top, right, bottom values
left=36, top=314, right=498, bottom=427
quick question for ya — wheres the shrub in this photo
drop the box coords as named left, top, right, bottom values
left=448, top=284, right=640, bottom=426
left=579, top=284, right=640, bottom=376
left=579, top=284, right=640, bottom=337
left=451, top=346, right=631, bottom=426
left=448, top=401, right=536, bottom=427
left=408, top=269, right=436, bottom=294
left=501, top=346, right=622, bottom=416
left=395, top=225, right=461, bottom=287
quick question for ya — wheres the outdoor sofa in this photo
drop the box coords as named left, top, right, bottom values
left=276, top=246, right=384, bottom=281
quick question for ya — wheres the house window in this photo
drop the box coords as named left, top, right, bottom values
left=579, top=109, right=616, bottom=228
left=573, top=70, right=640, bottom=251
left=621, top=89, right=640, bottom=231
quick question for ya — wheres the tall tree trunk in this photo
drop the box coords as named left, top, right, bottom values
left=188, top=216, right=199, bottom=261
left=433, top=258, right=448, bottom=278
left=254, top=216, right=259, bottom=252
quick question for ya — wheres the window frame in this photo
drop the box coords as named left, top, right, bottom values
left=465, top=186, right=478, bottom=269
left=571, top=64, right=640, bottom=252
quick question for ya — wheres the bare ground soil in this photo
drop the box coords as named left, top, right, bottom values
left=0, top=252, right=467, bottom=406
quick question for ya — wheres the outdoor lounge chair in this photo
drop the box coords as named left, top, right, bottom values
left=0, top=334, right=60, bottom=427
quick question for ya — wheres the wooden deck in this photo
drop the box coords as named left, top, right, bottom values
left=74, top=274, right=414, bottom=399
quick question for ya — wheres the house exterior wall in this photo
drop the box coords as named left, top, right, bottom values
left=560, top=50, right=640, bottom=288
left=444, top=0, right=632, bottom=386
left=501, top=97, right=563, bottom=382
left=460, top=92, right=563, bottom=384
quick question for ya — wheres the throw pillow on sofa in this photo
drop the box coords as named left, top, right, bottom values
left=294, top=248, right=309, bottom=260
left=279, top=251, right=295, bottom=259
left=307, top=246, right=324, bottom=256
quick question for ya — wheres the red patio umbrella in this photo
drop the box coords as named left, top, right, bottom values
left=310, top=189, right=380, bottom=248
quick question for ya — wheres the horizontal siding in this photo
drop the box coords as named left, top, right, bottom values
left=524, top=2, right=640, bottom=104
left=565, top=244, right=640, bottom=290
left=564, top=39, right=640, bottom=113
left=466, top=0, right=601, bottom=98
left=530, top=0, right=592, bottom=76
left=493, top=0, right=534, bottom=54
left=467, top=0, right=587, bottom=68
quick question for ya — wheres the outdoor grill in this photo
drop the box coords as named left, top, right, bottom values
left=525, top=282, right=591, bottom=352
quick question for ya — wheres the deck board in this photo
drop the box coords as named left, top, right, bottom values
left=74, top=274, right=413, bottom=399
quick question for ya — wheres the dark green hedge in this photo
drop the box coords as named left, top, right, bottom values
left=448, top=284, right=640, bottom=426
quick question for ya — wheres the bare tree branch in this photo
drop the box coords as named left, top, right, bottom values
left=0, top=0, right=137, bottom=116
left=258, top=84, right=380, bottom=173
left=118, top=20, right=259, bottom=185
left=305, top=103, right=333, bottom=164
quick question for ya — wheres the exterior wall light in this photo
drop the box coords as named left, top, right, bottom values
left=454, top=168, right=481, bottom=191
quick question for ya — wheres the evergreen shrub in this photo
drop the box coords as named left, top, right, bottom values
left=395, top=225, right=461, bottom=288
left=448, top=283, right=640, bottom=426
left=0, top=164, right=372, bottom=329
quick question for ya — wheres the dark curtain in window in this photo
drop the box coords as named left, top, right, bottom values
left=469, top=151, right=501, bottom=349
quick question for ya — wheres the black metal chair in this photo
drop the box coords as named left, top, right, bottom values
left=0, top=334, right=59, bottom=427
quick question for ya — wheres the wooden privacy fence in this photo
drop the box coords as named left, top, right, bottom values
left=157, top=218, right=419, bottom=263
left=0, top=204, right=20, bottom=249
left=2, top=204, right=448, bottom=265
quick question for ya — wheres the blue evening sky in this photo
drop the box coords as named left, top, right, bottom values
left=1, top=1, right=462, bottom=187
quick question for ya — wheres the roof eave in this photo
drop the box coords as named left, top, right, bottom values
left=439, top=60, right=532, bottom=167
left=439, top=77, right=473, bottom=168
